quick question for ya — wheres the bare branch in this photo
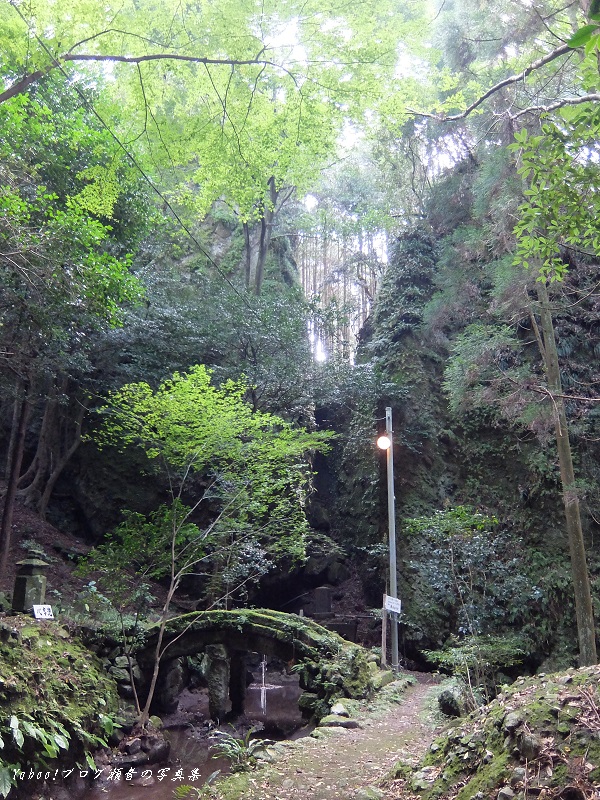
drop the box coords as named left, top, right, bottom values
left=407, top=43, right=574, bottom=122
left=510, top=93, right=600, bottom=119
left=0, top=69, right=48, bottom=104
left=516, top=378, right=600, bottom=404
left=62, top=52, right=279, bottom=68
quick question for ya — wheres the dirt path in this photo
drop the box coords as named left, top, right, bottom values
left=224, top=676, right=440, bottom=800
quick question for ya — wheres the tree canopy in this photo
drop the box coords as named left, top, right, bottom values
left=95, top=364, right=333, bottom=566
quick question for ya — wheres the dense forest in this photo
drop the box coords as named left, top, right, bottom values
left=2, top=0, right=600, bottom=794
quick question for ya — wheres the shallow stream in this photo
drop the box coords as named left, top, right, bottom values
left=82, top=672, right=308, bottom=800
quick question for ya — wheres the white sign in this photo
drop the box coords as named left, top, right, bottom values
left=384, top=595, right=402, bottom=614
left=32, top=605, right=54, bottom=620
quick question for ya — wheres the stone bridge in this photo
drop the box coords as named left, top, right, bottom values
left=136, top=609, right=374, bottom=720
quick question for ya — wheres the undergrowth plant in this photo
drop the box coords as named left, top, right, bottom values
left=173, top=770, right=221, bottom=799
left=0, top=700, right=116, bottom=797
left=402, top=506, right=540, bottom=647
left=209, top=727, right=271, bottom=772
left=0, top=619, right=119, bottom=798
left=424, top=633, right=526, bottom=707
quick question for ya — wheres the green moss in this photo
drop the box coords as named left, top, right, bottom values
left=0, top=616, right=119, bottom=787
left=549, top=762, right=569, bottom=786
left=205, top=770, right=251, bottom=800
left=454, top=753, right=509, bottom=800
left=389, top=761, right=413, bottom=781
left=146, top=609, right=374, bottom=717
left=409, top=665, right=600, bottom=800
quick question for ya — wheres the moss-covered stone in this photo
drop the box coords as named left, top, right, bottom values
left=318, top=714, right=361, bottom=729
left=371, top=670, right=395, bottom=690
left=0, top=615, right=119, bottom=795
left=138, top=609, right=374, bottom=718
left=402, top=664, right=600, bottom=800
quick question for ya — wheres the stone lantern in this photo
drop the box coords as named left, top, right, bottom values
left=12, top=550, right=50, bottom=613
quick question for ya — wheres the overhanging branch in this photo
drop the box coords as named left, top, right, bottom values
left=510, top=92, right=600, bottom=119
left=408, top=43, right=573, bottom=122
left=0, top=52, right=282, bottom=106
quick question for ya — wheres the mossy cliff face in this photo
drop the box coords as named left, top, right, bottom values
left=0, top=616, right=118, bottom=797
left=341, top=225, right=598, bottom=666
left=395, top=665, right=600, bottom=800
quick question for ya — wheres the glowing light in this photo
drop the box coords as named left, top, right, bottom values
left=315, top=340, right=327, bottom=362
left=377, top=434, right=391, bottom=450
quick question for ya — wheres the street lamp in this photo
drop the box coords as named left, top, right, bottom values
left=377, top=407, right=399, bottom=671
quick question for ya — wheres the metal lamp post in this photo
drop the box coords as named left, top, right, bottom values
left=377, top=407, right=399, bottom=671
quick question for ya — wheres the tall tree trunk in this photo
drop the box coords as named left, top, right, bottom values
left=536, top=280, right=597, bottom=666
left=254, top=178, right=278, bottom=296
left=243, top=222, right=252, bottom=290
left=38, top=402, right=85, bottom=517
left=4, top=393, right=21, bottom=481
left=253, top=180, right=294, bottom=296
left=17, top=388, right=55, bottom=501
left=0, top=385, right=30, bottom=578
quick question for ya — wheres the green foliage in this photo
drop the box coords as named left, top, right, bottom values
left=567, top=23, right=600, bottom=49
left=92, top=240, right=319, bottom=413
left=402, top=507, right=539, bottom=646
left=69, top=575, right=154, bottom=641
left=442, top=323, right=522, bottom=414
left=566, top=0, right=600, bottom=47
left=367, top=231, right=438, bottom=364
left=197, top=281, right=317, bottom=416
left=510, top=113, right=600, bottom=281
left=523, top=547, right=578, bottom=653
left=209, top=728, right=269, bottom=772
left=89, top=365, right=333, bottom=602
left=173, top=773, right=221, bottom=799
left=82, top=504, right=206, bottom=583
left=424, top=634, right=526, bottom=705
left=0, top=81, right=148, bottom=439
left=0, top=181, right=139, bottom=323
left=2, top=0, right=416, bottom=234
left=0, top=621, right=119, bottom=796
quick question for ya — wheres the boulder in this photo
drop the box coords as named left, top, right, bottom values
left=147, top=738, right=171, bottom=764
left=372, top=670, right=394, bottom=690
left=517, top=732, right=541, bottom=760
left=503, top=711, right=522, bottom=734
left=497, top=787, right=515, bottom=800
left=355, top=788, right=385, bottom=800
left=330, top=701, right=350, bottom=717
left=125, top=737, right=142, bottom=754
left=319, top=714, right=361, bottom=729
left=438, top=686, right=468, bottom=717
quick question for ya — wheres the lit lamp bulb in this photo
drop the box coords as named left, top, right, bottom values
left=377, top=434, right=391, bottom=450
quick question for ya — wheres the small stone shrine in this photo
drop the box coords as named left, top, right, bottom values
left=12, top=550, right=49, bottom=613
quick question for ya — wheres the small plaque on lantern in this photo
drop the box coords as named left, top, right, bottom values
left=32, top=605, right=54, bottom=620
